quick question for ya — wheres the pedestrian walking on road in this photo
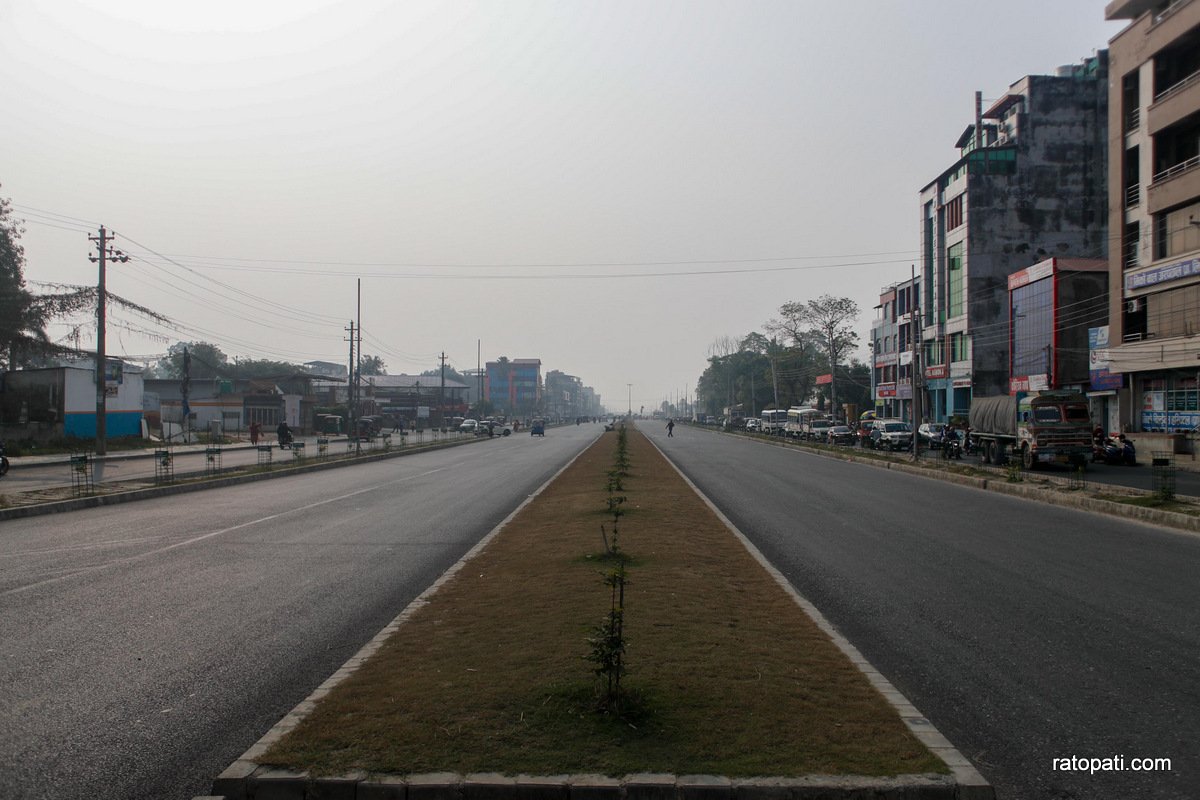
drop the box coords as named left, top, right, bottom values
left=667, top=419, right=675, bottom=437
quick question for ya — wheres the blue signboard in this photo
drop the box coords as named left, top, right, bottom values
left=1124, top=256, right=1200, bottom=291
left=1088, top=326, right=1122, bottom=391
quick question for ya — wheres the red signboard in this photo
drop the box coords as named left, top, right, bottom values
left=816, top=373, right=833, bottom=385
left=925, top=365, right=948, bottom=379
left=877, top=383, right=897, bottom=398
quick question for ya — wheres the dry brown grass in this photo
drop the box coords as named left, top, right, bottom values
left=263, top=426, right=943, bottom=778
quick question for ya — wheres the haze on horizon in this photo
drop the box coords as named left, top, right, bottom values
left=1, top=0, right=1122, bottom=412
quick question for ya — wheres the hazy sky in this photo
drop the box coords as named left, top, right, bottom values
left=2, top=1, right=1123, bottom=413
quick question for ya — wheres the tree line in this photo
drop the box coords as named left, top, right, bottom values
left=691, top=294, right=871, bottom=419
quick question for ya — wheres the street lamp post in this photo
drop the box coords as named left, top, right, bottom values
left=627, top=384, right=632, bottom=418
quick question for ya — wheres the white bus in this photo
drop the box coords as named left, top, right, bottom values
left=785, top=407, right=819, bottom=438
left=760, top=409, right=788, bottom=436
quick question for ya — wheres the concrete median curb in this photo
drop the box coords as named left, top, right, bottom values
left=203, top=769, right=981, bottom=800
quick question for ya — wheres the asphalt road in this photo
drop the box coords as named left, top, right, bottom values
left=0, top=423, right=602, bottom=800
left=642, top=422, right=1199, bottom=800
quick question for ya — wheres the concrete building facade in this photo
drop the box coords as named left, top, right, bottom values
left=1106, top=0, right=1200, bottom=434
left=485, top=358, right=542, bottom=418
left=918, top=54, right=1110, bottom=421
left=871, top=276, right=920, bottom=422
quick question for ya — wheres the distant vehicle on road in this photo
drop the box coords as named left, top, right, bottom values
left=869, top=420, right=913, bottom=451
left=531, top=418, right=546, bottom=437
left=803, top=417, right=834, bottom=441
left=760, top=409, right=788, bottom=435
left=917, top=422, right=948, bottom=448
left=477, top=419, right=512, bottom=437
left=825, top=425, right=855, bottom=446
left=745, top=418, right=762, bottom=432
left=969, top=391, right=1092, bottom=469
left=459, top=419, right=479, bottom=434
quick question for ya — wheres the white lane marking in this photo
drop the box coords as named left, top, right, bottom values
left=1, top=467, right=448, bottom=598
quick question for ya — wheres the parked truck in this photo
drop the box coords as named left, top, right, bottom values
left=968, top=391, right=1093, bottom=469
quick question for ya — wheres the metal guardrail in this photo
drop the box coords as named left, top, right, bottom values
left=1153, top=67, right=1200, bottom=104
left=1152, top=153, right=1200, bottom=185
left=1152, top=0, right=1193, bottom=26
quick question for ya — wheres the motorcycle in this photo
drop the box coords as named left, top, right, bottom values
left=0, top=440, right=9, bottom=478
left=1092, top=433, right=1136, bottom=466
left=940, top=432, right=963, bottom=460
left=278, top=429, right=294, bottom=450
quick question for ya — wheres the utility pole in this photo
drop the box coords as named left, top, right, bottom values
left=346, top=320, right=356, bottom=442
left=439, top=351, right=447, bottom=426
left=355, top=279, right=362, bottom=454
left=181, top=346, right=191, bottom=443
left=911, top=264, right=923, bottom=461
left=88, top=226, right=128, bottom=456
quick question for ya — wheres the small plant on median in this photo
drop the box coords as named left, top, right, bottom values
left=586, top=556, right=628, bottom=713
left=1005, top=460, right=1024, bottom=483
left=587, top=426, right=634, bottom=713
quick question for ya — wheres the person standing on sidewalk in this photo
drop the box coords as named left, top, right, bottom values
left=249, top=421, right=260, bottom=445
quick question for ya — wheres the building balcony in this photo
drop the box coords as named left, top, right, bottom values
left=1147, top=154, right=1200, bottom=213
left=1148, top=68, right=1200, bottom=134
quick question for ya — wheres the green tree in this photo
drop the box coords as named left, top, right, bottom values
left=155, top=342, right=229, bottom=379
left=770, top=296, right=859, bottom=421
left=420, top=365, right=468, bottom=384
left=360, top=355, right=386, bottom=376
left=232, top=358, right=300, bottom=379
left=0, top=193, right=50, bottom=369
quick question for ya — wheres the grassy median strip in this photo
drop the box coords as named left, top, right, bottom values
left=262, top=425, right=944, bottom=778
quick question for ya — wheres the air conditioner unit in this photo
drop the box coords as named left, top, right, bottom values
left=1127, top=298, right=1142, bottom=313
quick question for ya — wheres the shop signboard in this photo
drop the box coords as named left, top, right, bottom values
left=1088, top=326, right=1122, bottom=391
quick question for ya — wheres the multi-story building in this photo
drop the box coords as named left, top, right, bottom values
left=1007, top=257, right=1109, bottom=395
left=1106, top=0, right=1200, bottom=434
left=918, top=54, right=1109, bottom=421
left=544, top=370, right=583, bottom=421
left=870, top=276, right=920, bottom=421
left=485, top=358, right=542, bottom=418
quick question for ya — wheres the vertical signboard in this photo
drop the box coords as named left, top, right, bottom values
left=1088, top=326, right=1122, bottom=391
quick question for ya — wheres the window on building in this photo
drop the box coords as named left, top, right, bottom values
left=1124, top=221, right=1140, bottom=270
left=945, top=194, right=964, bottom=230
left=1011, top=279, right=1055, bottom=378
left=951, top=332, right=970, bottom=362
left=947, top=243, right=964, bottom=318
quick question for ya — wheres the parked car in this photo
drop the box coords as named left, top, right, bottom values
left=745, top=418, right=762, bottom=432
left=826, top=425, right=855, bottom=446
left=869, top=419, right=914, bottom=451
left=803, top=418, right=834, bottom=441
left=917, top=422, right=948, bottom=448
left=459, top=419, right=479, bottom=434
left=477, top=419, right=512, bottom=437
